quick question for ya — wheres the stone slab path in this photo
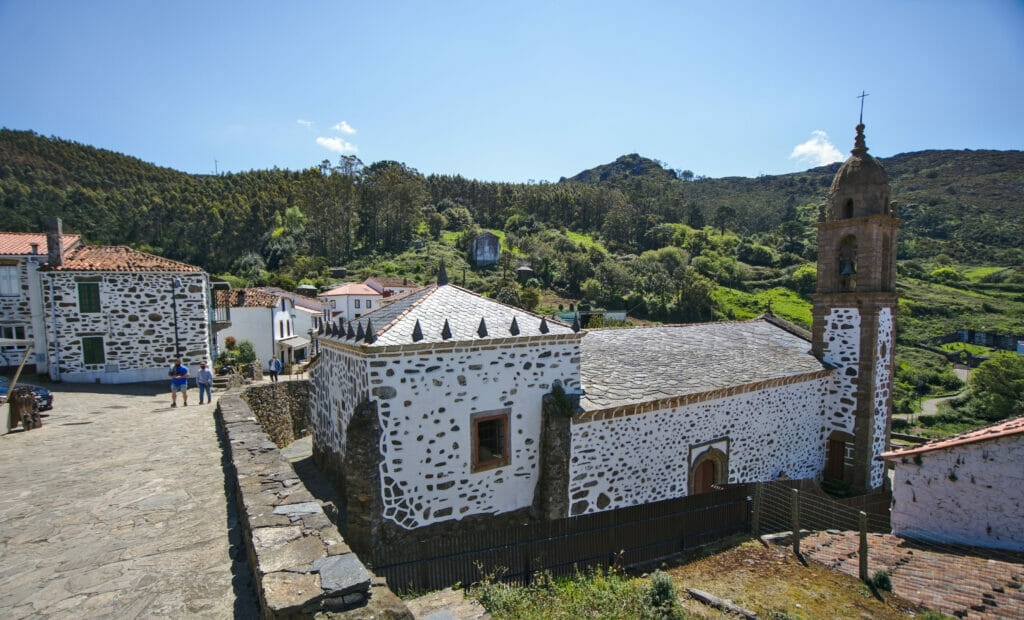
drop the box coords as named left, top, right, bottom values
left=0, top=381, right=256, bottom=618
left=798, top=531, right=1024, bottom=619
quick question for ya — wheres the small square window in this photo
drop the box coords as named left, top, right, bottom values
left=78, top=282, right=101, bottom=313
left=82, top=336, right=105, bottom=365
left=471, top=409, right=510, bottom=472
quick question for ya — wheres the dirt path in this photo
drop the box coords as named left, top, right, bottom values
left=0, top=381, right=257, bottom=617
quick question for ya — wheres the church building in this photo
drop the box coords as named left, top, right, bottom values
left=308, top=121, right=897, bottom=547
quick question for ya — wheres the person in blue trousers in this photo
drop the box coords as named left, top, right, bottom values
left=269, top=355, right=282, bottom=383
left=169, top=358, right=189, bottom=407
left=196, top=361, right=214, bottom=404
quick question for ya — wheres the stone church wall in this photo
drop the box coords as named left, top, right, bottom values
left=821, top=307, right=860, bottom=435
left=42, top=271, right=210, bottom=383
left=891, top=437, right=1024, bottom=552
left=870, top=307, right=894, bottom=488
left=366, top=336, right=581, bottom=530
left=567, top=375, right=829, bottom=515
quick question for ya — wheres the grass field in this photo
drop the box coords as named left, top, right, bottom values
left=713, top=286, right=812, bottom=328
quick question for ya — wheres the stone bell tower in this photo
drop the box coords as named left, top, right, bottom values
left=811, top=122, right=898, bottom=493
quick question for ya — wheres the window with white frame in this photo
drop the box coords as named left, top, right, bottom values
left=0, top=265, right=19, bottom=296
left=354, top=299, right=361, bottom=309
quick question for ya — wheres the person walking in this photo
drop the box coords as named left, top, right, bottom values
left=269, top=355, right=282, bottom=383
left=197, top=361, right=214, bottom=404
left=168, top=358, right=189, bottom=407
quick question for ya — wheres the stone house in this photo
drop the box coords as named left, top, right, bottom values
left=469, top=231, right=501, bottom=266
left=882, top=417, right=1024, bottom=552
left=307, top=122, right=898, bottom=549
left=214, top=288, right=318, bottom=368
left=319, top=283, right=381, bottom=323
left=5, top=218, right=212, bottom=383
left=363, top=276, right=419, bottom=298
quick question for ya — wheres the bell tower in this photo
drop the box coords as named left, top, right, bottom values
left=811, top=122, right=898, bottom=493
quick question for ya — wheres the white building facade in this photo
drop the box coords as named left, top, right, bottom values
left=319, top=283, right=381, bottom=323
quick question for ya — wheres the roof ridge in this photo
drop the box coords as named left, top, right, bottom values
left=445, top=283, right=566, bottom=325
left=883, top=415, right=1024, bottom=459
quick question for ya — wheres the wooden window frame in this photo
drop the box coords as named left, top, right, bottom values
left=77, top=282, right=101, bottom=313
left=471, top=409, right=511, bottom=473
left=81, top=336, right=105, bottom=365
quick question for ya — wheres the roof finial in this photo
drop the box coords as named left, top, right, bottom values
left=509, top=317, right=520, bottom=336
left=571, top=313, right=581, bottom=333
left=346, top=323, right=356, bottom=339
left=355, top=322, right=364, bottom=341
left=857, top=90, right=869, bottom=125
left=364, top=318, right=376, bottom=343
left=477, top=317, right=488, bottom=338
left=411, top=319, right=423, bottom=342
left=441, top=319, right=453, bottom=340
left=539, top=317, right=550, bottom=334
left=437, top=259, right=448, bottom=286
left=853, top=91, right=869, bottom=156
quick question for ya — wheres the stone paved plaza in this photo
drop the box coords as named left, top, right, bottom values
left=0, top=381, right=257, bottom=617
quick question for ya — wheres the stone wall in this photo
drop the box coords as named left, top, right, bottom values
left=241, top=381, right=311, bottom=448
left=216, top=390, right=410, bottom=618
left=568, top=375, right=829, bottom=516
left=309, top=345, right=369, bottom=474
left=891, top=438, right=1024, bottom=552
left=821, top=306, right=860, bottom=437
left=42, top=270, right=210, bottom=383
left=0, top=258, right=35, bottom=356
left=870, top=307, right=894, bottom=488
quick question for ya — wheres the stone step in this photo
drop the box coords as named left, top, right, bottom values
left=405, top=588, right=490, bottom=620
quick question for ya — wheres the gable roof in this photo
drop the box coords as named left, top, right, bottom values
left=364, top=276, right=417, bottom=289
left=322, top=282, right=380, bottom=297
left=0, top=232, right=81, bottom=256
left=215, top=288, right=282, bottom=308
left=882, top=416, right=1024, bottom=460
left=41, top=245, right=203, bottom=272
left=579, top=319, right=826, bottom=411
left=253, top=286, right=326, bottom=311
left=320, top=283, right=575, bottom=346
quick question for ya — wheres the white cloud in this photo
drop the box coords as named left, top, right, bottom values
left=332, top=121, right=356, bottom=134
left=790, top=130, right=843, bottom=167
left=316, top=136, right=358, bottom=154
left=296, top=119, right=313, bottom=127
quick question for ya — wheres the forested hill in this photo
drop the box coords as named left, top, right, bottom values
left=1, top=128, right=1022, bottom=275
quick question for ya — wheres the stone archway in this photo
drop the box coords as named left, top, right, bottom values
left=689, top=448, right=728, bottom=495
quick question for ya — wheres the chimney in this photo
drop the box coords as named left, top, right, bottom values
left=29, top=243, right=39, bottom=255
left=45, top=217, right=64, bottom=267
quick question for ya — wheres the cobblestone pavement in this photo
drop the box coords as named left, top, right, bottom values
left=0, top=380, right=257, bottom=618
left=798, top=531, right=1024, bottom=618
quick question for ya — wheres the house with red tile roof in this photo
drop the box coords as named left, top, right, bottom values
left=1, top=218, right=211, bottom=383
left=319, top=282, right=381, bottom=323
left=882, top=416, right=1024, bottom=551
left=213, top=287, right=325, bottom=368
left=363, top=276, right=419, bottom=298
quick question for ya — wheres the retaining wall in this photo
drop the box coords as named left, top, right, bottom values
left=241, top=381, right=310, bottom=448
left=216, top=389, right=410, bottom=618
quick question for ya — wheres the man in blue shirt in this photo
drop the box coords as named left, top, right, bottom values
left=169, top=358, right=189, bottom=407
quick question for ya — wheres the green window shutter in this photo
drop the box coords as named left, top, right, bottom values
left=82, top=336, right=105, bottom=365
left=78, top=283, right=101, bottom=313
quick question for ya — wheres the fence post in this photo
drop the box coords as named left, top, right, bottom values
left=859, top=511, right=869, bottom=583
left=791, top=488, right=800, bottom=556
left=751, top=482, right=762, bottom=537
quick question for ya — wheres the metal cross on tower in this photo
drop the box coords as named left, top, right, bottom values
left=857, top=90, right=870, bottom=124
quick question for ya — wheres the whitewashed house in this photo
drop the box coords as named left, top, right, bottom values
left=214, top=288, right=316, bottom=368
left=0, top=218, right=212, bottom=383
left=319, top=283, right=381, bottom=323
left=363, top=276, right=419, bottom=299
left=883, top=417, right=1024, bottom=552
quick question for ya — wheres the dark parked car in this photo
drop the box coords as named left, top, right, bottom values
left=0, top=377, right=53, bottom=411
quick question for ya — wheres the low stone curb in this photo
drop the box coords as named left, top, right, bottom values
left=216, top=389, right=411, bottom=618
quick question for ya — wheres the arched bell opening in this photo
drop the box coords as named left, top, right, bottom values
left=843, top=198, right=854, bottom=219
left=838, top=235, right=857, bottom=292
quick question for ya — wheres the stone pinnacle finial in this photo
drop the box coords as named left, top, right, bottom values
left=437, top=259, right=448, bottom=286
left=509, top=317, right=520, bottom=336
left=317, top=323, right=324, bottom=336
left=441, top=319, right=452, bottom=340
left=539, top=317, right=550, bottom=334
left=852, top=123, right=868, bottom=156
left=364, top=318, right=376, bottom=344
left=571, top=313, right=581, bottom=333
left=477, top=317, right=488, bottom=338
left=346, top=323, right=356, bottom=339
left=355, top=322, right=364, bottom=341
left=411, top=319, right=423, bottom=342
left=334, top=321, right=343, bottom=337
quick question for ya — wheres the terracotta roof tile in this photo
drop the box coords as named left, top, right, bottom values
left=364, top=276, right=417, bottom=289
left=42, top=245, right=202, bottom=272
left=882, top=415, right=1024, bottom=459
left=253, top=286, right=326, bottom=311
left=215, top=288, right=281, bottom=308
left=322, top=282, right=380, bottom=296
left=0, top=233, right=81, bottom=256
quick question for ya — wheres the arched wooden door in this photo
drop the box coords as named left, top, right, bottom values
left=693, top=459, right=716, bottom=494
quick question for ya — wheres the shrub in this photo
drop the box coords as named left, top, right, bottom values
left=234, top=340, right=257, bottom=365
left=870, top=569, right=892, bottom=591
left=224, top=336, right=237, bottom=351
left=645, top=570, right=680, bottom=617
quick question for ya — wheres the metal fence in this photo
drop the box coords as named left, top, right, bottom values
left=371, top=484, right=752, bottom=593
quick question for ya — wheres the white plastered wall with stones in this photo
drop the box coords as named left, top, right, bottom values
left=891, top=437, right=1024, bottom=552
left=567, top=376, right=829, bottom=515
left=369, top=338, right=581, bottom=530
left=308, top=342, right=370, bottom=463
left=42, top=271, right=210, bottom=383
left=871, top=307, right=894, bottom=488
left=821, top=307, right=860, bottom=435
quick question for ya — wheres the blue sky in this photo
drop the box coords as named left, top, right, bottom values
left=1, top=1, right=1022, bottom=181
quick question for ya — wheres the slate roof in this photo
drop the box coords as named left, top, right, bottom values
left=579, top=320, right=826, bottom=411
left=882, top=416, right=1024, bottom=459
left=322, top=282, right=380, bottom=297
left=0, top=233, right=81, bottom=256
left=321, top=283, right=575, bottom=346
left=215, top=288, right=281, bottom=308
left=41, top=245, right=203, bottom=272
